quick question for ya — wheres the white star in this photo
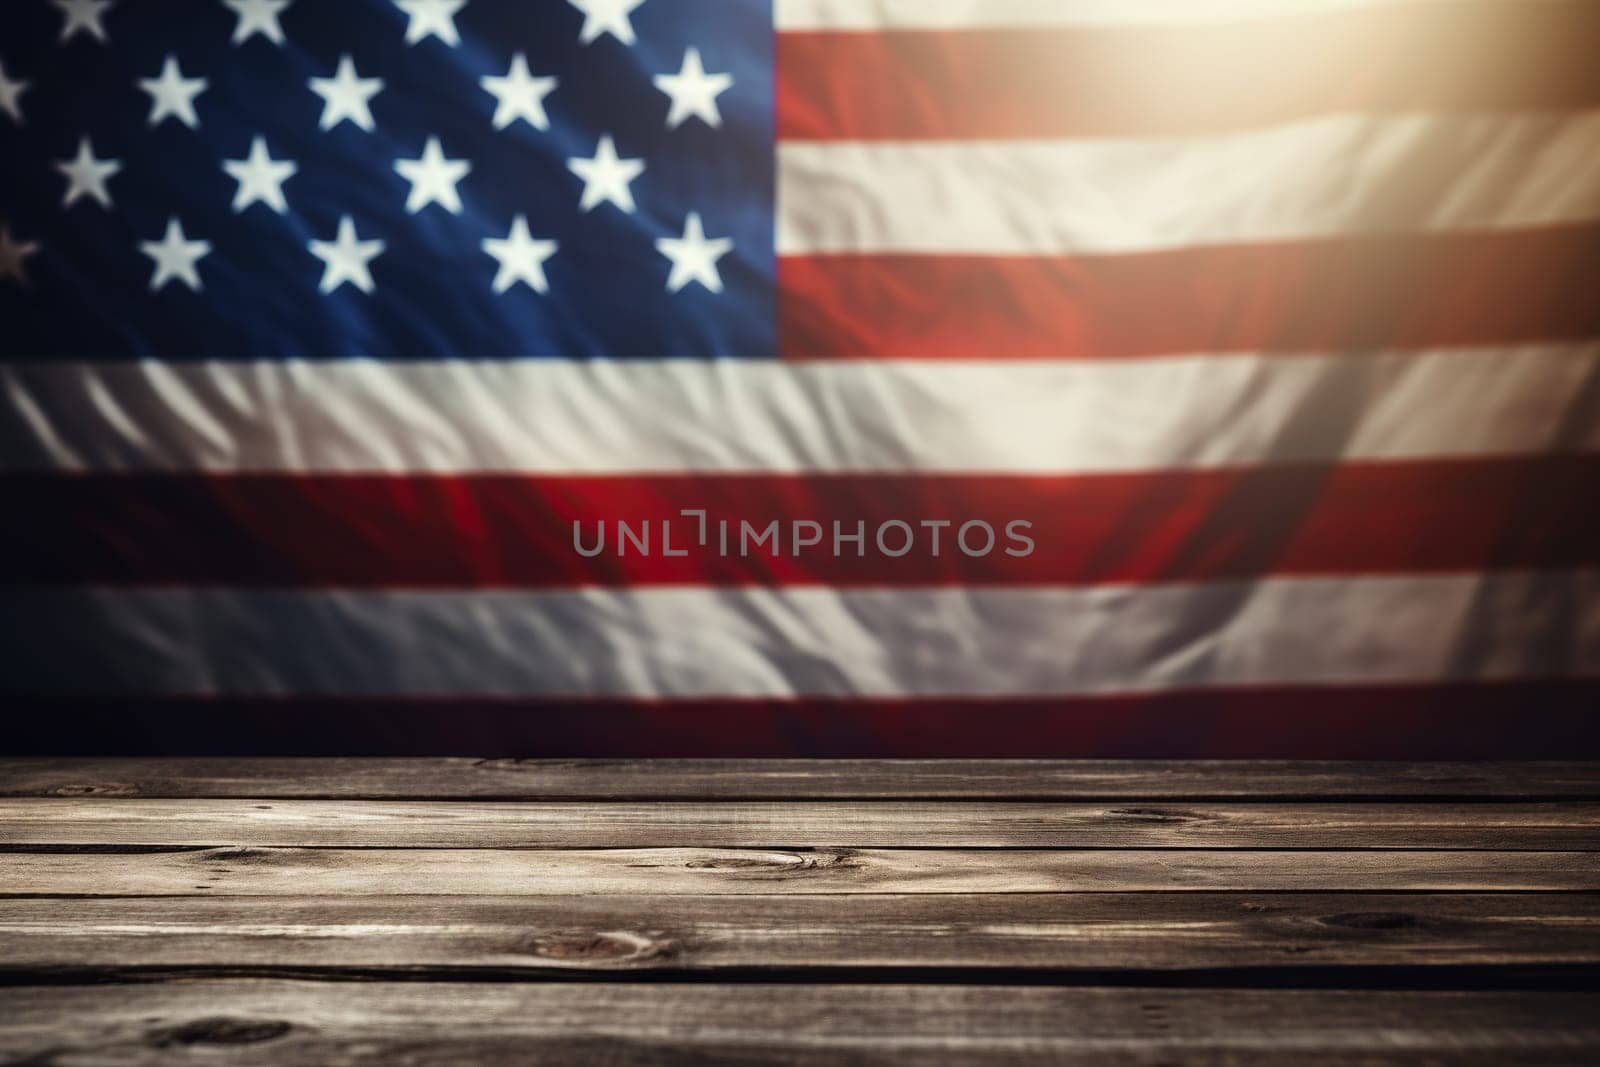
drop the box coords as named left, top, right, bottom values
left=140, top=55, right=208, bottom=129
left=567, top=134, right=644, bottom=214
left=53, top=0, right=114, bottom=43
left=653, top=48, right=732, bottom=129
left=310, top=216, right=385, bottom=294
left=223, top=136, right=297, bottom=214
left=395, top=0, right=467, bottom=46
left=0, top=61, right=28, bottom=125
left=56, top=138, right=122, bottom=209
left=310, top=56, right=384, bottom=132
left=482, top=216, right=557, bottom=294
left=480, top=54, right=557, bottom=131
left=140, top=218, right=211, bottom=293
left=394, top=137, right=471, bottom=215
left=567, top=0, right=646, bottom=45
left=223, top=0, right=292, bottom=45
left=656, top=212, right=732, bottom=294
left=0, top=225, right=40, bottom=285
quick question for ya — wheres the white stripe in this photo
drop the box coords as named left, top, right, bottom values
left=4, top=575, right=1595, bottom=696
left=777, top=0, right=1496, bottom=30
left=777, top=113, right=1600, bottom=255
left=2, top=347, right=1594, bottom=474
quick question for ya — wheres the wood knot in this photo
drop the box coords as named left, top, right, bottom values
left=1106, top=807, right=1203, bottom=823
left=684, top=851, right=806, bottom=871
left=525, top=931, right=673, bottom=964
left=683, top=849, right=857, bottom=873
left=148, top=1018, right=291, bottom=1048
left=1318, top=912, right=1426, bottom=931
left=1137, top=1003, right=1173, bottom=1032
left=196, top=847, right=276, bottom=870
left=46, top=784, right=134, bottom=797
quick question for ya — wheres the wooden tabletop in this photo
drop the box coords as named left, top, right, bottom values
left=1, top=759, right=1597, bottom=1064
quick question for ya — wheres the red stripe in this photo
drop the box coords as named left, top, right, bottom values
left=778, top=226, right=1600, bottom=360
left=6, top=683, right=1598, bottom=757
left=4, top=457, right=1595, bottom=587
left=776, top=3, right=1600, bottom=140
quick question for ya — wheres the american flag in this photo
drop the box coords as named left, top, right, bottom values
left=1, top=0, right=1596, bottom=755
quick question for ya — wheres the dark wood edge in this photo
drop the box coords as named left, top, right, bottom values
left=3, top=759, right=1597, bottom=800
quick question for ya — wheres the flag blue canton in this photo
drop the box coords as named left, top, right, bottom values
left=0, top=0, right=776, bottom=359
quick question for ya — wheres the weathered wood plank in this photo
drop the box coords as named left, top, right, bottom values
left=3, top=798, right=1596, bottom=850
left=2, top=981, right=1596, bottom=1065
left=3, top=894, right=1599, bottom=974
left=4, top=758, right=1596, bottom=800
left=5, top=848, right=1595, bottom=896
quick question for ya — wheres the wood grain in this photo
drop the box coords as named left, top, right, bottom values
left=4, top=758, right=1596, bottom=800
left=4, top=798, right=1597, bottom=849
left=3, top=893, right=1599, bottom=974
left=6, top=759, right=1598, bottom=1062
left=6, top=848, right=1596, bottom=897
left=2, top=981, right=1597, bottom=1065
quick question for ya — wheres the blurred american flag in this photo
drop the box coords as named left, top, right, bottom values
left=1, top=0, right=1596, bottom=755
